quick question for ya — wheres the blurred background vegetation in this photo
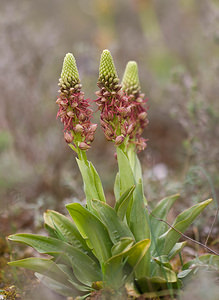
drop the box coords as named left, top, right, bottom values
left=0, top=0, right=219, bottom=297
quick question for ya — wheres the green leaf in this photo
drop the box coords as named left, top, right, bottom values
left=104, top=239, right=151, bottom=289
left=76, top=159, right=106, bottom=211
left=8, top=234, right=102, bottom=286
left=168, top=242, right=187, bottom=260
left=128, top=182, right=150, bottom=241
left=57, top=264, right=93, bottom=292
left=151, top=263, right=177, bottom=283
left=76, top=158, right=99, bottom=211
left=8, top=233, right=71, bottom=254
left=182, top=254, right=219, bottom=271
left=89, top=162, right=106, bottom=203
left=115, top=185, right=135, bottom=221
left=8, top=258, right=73, bottom=288
left=123, top=239, right=151, bottom=269
left=150, top=194, right=180, bottom=239
left=114, top=172, right=120, bottom=201
left=136, top=271, right=178, bottom=294
left=111, top=238, right=134, bottom=256
left=157, top=199, right=213, bottom=255
left=116, top=147, right=135, bottom=195
left=127, top=148, right=143, bottom=184
left=102, top=256, right=125, bottom=289
left=128, top=181, right=151, bottom=278
left=91, top=199, right=134, bottom=244
left=177, top=269, right=193, bottom=279
left=35, top=273, right=83, bottom=297
left=153, top=255, right=172, bottom=270
left=179, top=254, right=219, bottom=281
left=66, top=203, right=113, bottom=263
left=44, top=210, right=91, bottom=253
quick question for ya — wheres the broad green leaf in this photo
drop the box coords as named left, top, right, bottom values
left=76, top=159, right=106, bottom=209
left=179, top=254, right=219, bottom=281
left=128, top=182, right=150, bottom=241
left=151, top=263, right=177, bottom=283
left=115, top=185, right=135, bottom=220
left=44, top=222, right=58, bottom=238
left=8, top=234, right=102, bottom=286
left=66, top=203, right=113, bottom=263
left=114, top=172, right=120, bottom=201
left=127, top=148, right=143, bottom=184
left=8, top=233, right=72, bottom=254
left=111, top=238, right=134, bottom=256
left=157, top=199, right=212, bottom=255
left=132, top=288, right=180, bottom=299
left=103, top=255, right=125, bottom=289
left=44, top=210, right=91, bottom=253
left=91, top=199, right=134, bottom=244
left=104, top=239, right=151, bottom=288
left=128, top=181, right=151, bottom=277
left=35, top=273, right=82, bottom=297
left=57, top=264, right=92, bottom=292
left=124, top=239, right=151, bottom=269
left=153, top=255, right=172, bottom=270
left=168, top=242, right=187, bottom=260
left=116, top=147, right=135, bottom=195
left=8, top=258, right=73, bottom=287
left=182, top=254, right=219, bottom=271
left=136, top=271, right=178, bottom=294
left=89, top=162, right=106, bottom=202
left=177, top=269, right=193, bottom=279
left=150, top=194, right=180, bottom=239
left=76, top=158, right=99, bottom=211
left=67, top=278, right=93, bottom=292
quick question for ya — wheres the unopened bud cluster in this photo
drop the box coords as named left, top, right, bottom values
left=95, top=50, right=148, bottom=151
left=57, top=53, right=97, bottom=150
left=97, top=50, right=121, bottom=93
left=122, top=61, right=141, bottom=96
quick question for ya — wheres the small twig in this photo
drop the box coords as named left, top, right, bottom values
left=147, top=207, right=219, bottom=256
left=190, top=166, right=218, bottom=246
left=205, top=206, right=219, bottom=246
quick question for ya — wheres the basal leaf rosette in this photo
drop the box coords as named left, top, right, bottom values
left=57, top=53, right=97, bottom=151
left=95, top=50, right=148, bottom=152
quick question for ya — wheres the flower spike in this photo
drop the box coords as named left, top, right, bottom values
left=58, top=53, right=81, bottom=93
left=98, top=49, right=121, bottom=92
left=95, top=52, right=148, bottom=152
left=57, top=53, right=97, bottom=151
left=122, top=61, right=141, bottom=96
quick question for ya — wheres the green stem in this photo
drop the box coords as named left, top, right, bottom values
left=78, top=148, right=89, bottom=166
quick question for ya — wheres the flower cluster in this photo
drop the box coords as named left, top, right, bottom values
left=95, top=50, right=148, bottom=151
left=56, top=53, right=97, bottom=150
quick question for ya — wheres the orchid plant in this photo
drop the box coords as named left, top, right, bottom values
left=8, top=50, right=218, bottom=299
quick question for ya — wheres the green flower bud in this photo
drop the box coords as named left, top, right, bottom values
left=122, top=61, right=141, bottom=95
left=98, top=50, right=120, bottom=91
left=60, top=53, right=80, bottom=90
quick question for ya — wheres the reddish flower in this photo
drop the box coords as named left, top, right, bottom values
left=95, top=50, right=148, bottom=152
left=57, top=53, right=97, bottom=150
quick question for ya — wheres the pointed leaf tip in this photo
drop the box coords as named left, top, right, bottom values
left=60, top=53, right=80, bottom=87
left=122, top=60, right=141, bottom=95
